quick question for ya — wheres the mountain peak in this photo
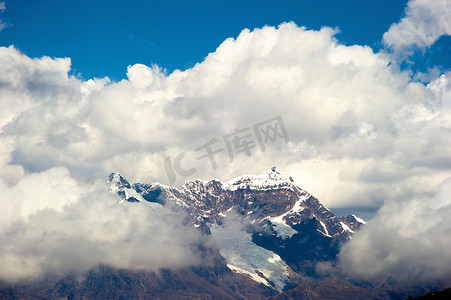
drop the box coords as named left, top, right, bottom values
left=261, top=166, right=294, bottom=181
left=108, top=172, right=144, bottom=202
left=268, top=166, right=281, bottom=174
left=223, top=167, right=296, bottom=191
left=107, top=172, right=131, bottom=189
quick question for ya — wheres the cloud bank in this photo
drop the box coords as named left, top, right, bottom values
left=383, top=0, right=451, bottom=52
left=1, top=19, right=450, bottom=283
left=1, top=24, right=449, bottom=209
left=0, top=167, right=201, bottom=283
left=339, top=177, right=451, bottom=284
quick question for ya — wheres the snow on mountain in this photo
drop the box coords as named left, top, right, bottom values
left=108, top=172, right=170, bottom=213
left=108, top=172, right=142, bottom=202
left=352, top=214, right=366, bottom=224
left=223, top=166, right=296, bottom=191
left=265, top=195, right=308, bottom=239
left=340, top=221, right=354, bottom=234
left=211, top=223, right=292, bottom=291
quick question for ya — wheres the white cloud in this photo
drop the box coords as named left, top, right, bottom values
left=0, top=24, right=450, bottom=207
left=339, top=177, right=451, bottom=284
left=383, top=0, right=451, bottom=52
left=0, top=168, right=201, bottom=283
left=1, top=21, right=451, bottom=283
left=428, top=71, right=451, bottom=111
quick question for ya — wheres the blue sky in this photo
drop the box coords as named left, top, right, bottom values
left=1, top=0, right=437, bottom=81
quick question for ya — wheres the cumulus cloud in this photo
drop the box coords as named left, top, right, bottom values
left=0, top=23, right=450, bottom=209
left=339, top=177, right=451, bottom=284
left=1, top=20, right=451, bottom=283
left=383, top=0, right=451, bottom=52
left=0, top=167, right=202, bottom=283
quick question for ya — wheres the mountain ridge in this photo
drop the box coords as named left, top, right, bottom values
left=108, top=167, right=365, bottom=289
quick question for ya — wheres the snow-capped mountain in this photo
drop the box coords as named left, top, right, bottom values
left=108, top=166, right=365, bottom=290
left=3, top=168, right=430, bottom=300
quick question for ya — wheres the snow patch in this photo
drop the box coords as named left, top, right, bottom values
left=340, top=221, right=354, bottom=233
left=223, top=167, right=297, bottom=191
left=319, top=221, right=331, bottom=237
left=109, top=175, right=145, bottom=203
left=211, top=224, right=291, bottom=291
left=267, top=215, right=298, bottom=238
left=226, top=264, right=269, bottom=286
left=289, top=197, right=307, bottom=214
left=265, top=195, right=308, bottom=238
left=352, top=214, right=366, bottom=224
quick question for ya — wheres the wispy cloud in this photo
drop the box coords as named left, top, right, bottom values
left=0, top=2, right=6, bottom=32
left=383, top=0, right=451, bottom=52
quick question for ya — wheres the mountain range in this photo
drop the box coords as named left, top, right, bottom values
left=0, top=167, right=438, bottom=299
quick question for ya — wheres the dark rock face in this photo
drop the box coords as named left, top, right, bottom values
left=252, top=217, right=341, bottom=275
left=133, top=183, right=165, bottom=205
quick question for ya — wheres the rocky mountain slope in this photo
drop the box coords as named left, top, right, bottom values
left=108, top=166, right=364, bottom=290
